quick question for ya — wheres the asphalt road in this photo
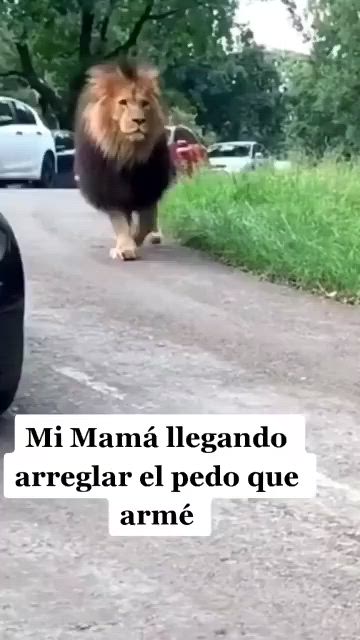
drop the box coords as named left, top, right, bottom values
left=1, top=189, right=360, bottom=639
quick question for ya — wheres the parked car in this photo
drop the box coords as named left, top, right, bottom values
left=52, top=129, right=77, bottom=188
left=0, top=97, right=57, bottom=187
left=207, top=140, right=272, bottom=173
left=166, top=125, right=209, bottom=177
left=0, top=211, right=24, bottom=414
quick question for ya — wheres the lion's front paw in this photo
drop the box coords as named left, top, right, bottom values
left=109, top=242, right=138, bottom=261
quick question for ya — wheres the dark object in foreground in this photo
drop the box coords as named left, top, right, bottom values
left=0, top=212, right=24, bottom=414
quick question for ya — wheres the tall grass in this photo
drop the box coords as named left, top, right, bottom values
left=160, top=162, right=360, bottom=302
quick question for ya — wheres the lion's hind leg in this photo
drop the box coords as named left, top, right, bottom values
left=133, top=206, right=159, bottom=247
left=147, top=205, right=163, bottom=245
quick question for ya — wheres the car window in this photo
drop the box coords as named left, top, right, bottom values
left=208, top=144, right=252, bottom=158
left=0, top=100, right=14, bottom=126
left=54, top=131, right=74, bottom=152
left=13, top=101, right=37, bottom=125
left=175, top=127, right=197, bottom=144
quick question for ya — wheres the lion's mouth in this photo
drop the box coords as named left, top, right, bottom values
left=126, top=130, right=146, bottom=142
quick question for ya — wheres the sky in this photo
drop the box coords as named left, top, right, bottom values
left=236, top=0, right=311, bottom=54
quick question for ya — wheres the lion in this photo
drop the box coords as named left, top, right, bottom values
left=74, top=59, right=175, bottom=261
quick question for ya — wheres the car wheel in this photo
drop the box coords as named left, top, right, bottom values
left=36, top=151, right=55, bottom=188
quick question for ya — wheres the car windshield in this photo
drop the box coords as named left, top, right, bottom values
left=208, top=144, right=252, bottom=158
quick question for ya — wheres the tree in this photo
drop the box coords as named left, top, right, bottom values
left=164, top=29, right=287, bottom=150
left=0, top=0, right=237, bottom=127
left=284, top=0, right=360, bottom=156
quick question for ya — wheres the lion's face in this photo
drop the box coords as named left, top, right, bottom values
left=113, top=84, right=158, bottom=142
left=79, top=62, right=166, bottom=164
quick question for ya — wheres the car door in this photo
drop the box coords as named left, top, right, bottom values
left=181, top=127, right=208, bottom=168
left=11, top=100, right=41, bottom=175
left=0, top=99, right=19, bottom=177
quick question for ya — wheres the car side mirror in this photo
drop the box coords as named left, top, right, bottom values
left=255, top=152, right=264, bottom=160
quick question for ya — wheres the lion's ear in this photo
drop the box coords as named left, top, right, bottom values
left=86, top=64, right=122, bottom=100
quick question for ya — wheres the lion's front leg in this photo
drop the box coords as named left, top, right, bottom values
left=109, top=211, right=138, bottom=261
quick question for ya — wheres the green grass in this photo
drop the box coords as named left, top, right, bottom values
left=160, top=163, right=360, bottom=303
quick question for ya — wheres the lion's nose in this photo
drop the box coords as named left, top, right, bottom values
left=133, top=117, right=146, bottom=126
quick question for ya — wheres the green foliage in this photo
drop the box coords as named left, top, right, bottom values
left=160, top=164, right=360, bottom=302
left=167, top=104, right=216, bottom=145
left=164, top=30, right=287, bottom=150
left=0, top=0, right=285, bottom=147
left=6, top=0, right=360, bottom=157
left=0, top=0, right=238, bottom=127
left=284, top=0, right=360, bottom=157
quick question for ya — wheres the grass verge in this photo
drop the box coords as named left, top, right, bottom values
left=160, top=163, right=360, bottom=303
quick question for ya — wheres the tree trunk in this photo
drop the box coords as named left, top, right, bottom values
left=16, top=42, right=68, bottom=127
left=66, top=68, right=89, bottom=128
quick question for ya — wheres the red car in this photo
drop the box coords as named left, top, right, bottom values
left=166, top=125, right=209, bottom=177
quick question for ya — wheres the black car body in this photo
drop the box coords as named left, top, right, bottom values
left=0, top=212, right=24, bottom=414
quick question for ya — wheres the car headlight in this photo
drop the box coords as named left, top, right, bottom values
left=0, top=230, right=7, bottom=261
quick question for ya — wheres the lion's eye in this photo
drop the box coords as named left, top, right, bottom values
left=141, top=100, right=150, bottom=108
left=119, top=99, right=127, bottom=106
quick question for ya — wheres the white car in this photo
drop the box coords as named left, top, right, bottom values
left=0, top=96, right=57, bottom=187
left=207, top=140, right=272, bottom=173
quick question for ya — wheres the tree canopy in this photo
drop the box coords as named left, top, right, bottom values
left=0, top=0, right=237, bottom=125
left=3, top=0, right=341, bottom=156
left=283, top=0, right=360, bottom=157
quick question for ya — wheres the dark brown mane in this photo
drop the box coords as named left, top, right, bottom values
left=75, top=125, right=174, bottom=217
